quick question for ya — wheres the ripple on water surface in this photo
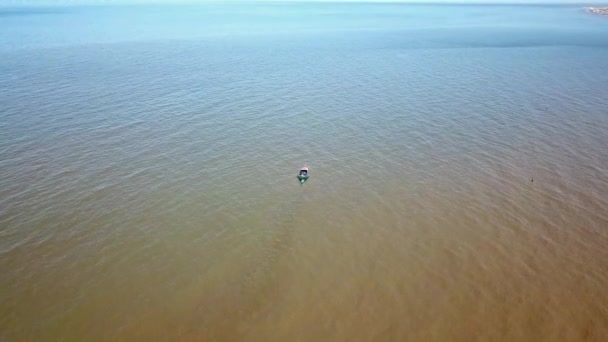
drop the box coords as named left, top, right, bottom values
left=2, top=4, right=608, bottom=341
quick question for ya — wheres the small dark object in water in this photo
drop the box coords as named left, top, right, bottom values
left=298, top=164, right=309, bottom=184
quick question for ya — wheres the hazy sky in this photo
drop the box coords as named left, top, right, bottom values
left=1, top=0, right=606, bottom=5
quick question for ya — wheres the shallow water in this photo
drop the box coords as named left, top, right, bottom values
left=2, top=3, right=608, bottom=340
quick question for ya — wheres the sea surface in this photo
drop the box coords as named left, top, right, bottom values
left=2, top=2, right=608, bottom=340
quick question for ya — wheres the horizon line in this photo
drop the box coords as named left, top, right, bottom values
left=2, top=0, right=608, bottom=7
left=2, top=0, right=608, bottom=3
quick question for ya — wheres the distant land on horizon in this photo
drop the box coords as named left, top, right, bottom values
left=587, top=6, right=608, bottom=14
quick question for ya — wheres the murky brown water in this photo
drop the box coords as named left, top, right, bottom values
left=2, top=4, right=608, bottom=341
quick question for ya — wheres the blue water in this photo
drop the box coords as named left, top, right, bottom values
left=2, top=3, right=608, bottom=340
left=1, top=3, right=608, bottom=50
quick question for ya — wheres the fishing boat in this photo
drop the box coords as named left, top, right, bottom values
left=297, top=164, right=309, bottom=183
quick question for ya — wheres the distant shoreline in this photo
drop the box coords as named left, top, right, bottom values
left=586, top=7, right=608, bottom=16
